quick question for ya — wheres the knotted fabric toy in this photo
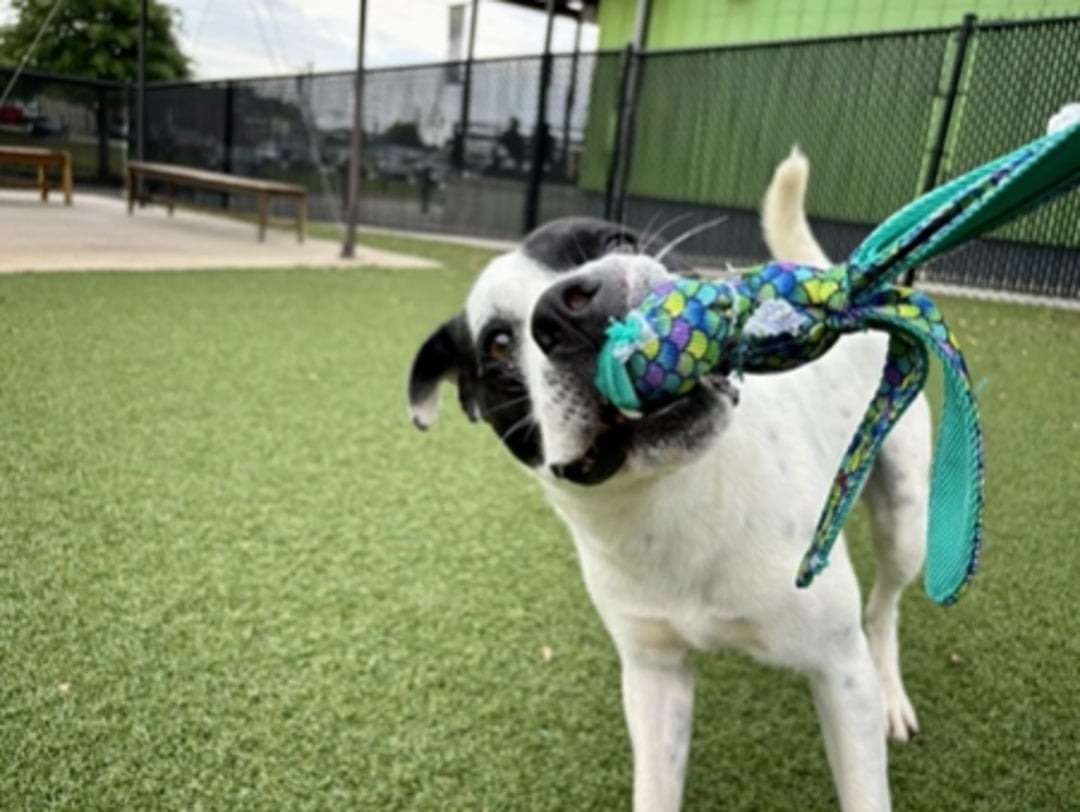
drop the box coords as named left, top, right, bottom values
left=595, top=120, right=1080, bottom=605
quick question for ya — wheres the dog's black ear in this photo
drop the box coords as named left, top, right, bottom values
left=407, top=314, right=479, bottom=430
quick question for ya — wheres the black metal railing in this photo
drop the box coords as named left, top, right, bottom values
left=0, top=68, right=128, bottom=186
left=1, top=14, right=1077, bottom=298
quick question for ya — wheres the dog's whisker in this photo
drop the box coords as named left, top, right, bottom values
left=481, top=394, right=531, bottom=417
left=654, top=215, right=729, bottom=263
left=636, top=210, right=665, bottom=255
left=642, top=212, right=695, bottom=257
left=498, top=413, right=535, bottom=443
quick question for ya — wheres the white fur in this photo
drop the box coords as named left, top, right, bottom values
left=465, top=249, right=553, bottom=337
left=762, top=146, right=831, bottom=268
left=425, top=151, right=932, bottom=810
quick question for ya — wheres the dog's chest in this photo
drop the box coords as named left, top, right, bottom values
left=565, top=499, right=791, bottom=658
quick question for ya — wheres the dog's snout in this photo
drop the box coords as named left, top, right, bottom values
left=561, top=278, right=601, bottom=313
left=531, top=274, right=624, bottom=360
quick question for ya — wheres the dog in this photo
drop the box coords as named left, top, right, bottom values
left=406, top=150, right=930, bottom=811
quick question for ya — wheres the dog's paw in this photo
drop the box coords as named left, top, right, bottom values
left=882, top=679, right=919, bottom=742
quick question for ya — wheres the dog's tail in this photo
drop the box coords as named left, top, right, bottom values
left=761, top=146, right=831, bottom=267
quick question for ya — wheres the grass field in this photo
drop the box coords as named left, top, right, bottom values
left=2, top=237, right=1078, bottom=810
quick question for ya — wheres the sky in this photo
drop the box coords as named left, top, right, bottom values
left=0, top=0, right=599, bottom=79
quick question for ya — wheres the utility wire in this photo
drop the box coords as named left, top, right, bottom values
left=0, top=0, right=67, bottom=110
left=262, top=0, right=292, bottom=74
left=245, top=0, right=281, bottom=71
left=243, top=0, right=342, bottom=222
left=190, top=0, right=216, bottom=56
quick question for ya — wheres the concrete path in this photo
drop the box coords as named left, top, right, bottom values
left=0, top=191, right=439, bottom=273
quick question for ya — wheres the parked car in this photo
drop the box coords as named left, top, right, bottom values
left=29, top=116, right=68, bottom=138
left=0, top=103, right=30, bottom=126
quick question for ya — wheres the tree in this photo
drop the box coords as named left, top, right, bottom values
left=0, top=0, right=191, bottom=82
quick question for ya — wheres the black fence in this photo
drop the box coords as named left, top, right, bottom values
left=1, top=14, right=1077, bottom=298
left=607, top=15, right=1080, bottom=298
left=139, top=51, right=620, bottom=235
left=0, top=68, right=128, bottom=186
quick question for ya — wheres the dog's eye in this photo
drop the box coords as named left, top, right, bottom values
left=486, top=330, right=513, bottom=362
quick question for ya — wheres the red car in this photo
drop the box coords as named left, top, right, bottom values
left=0, top=104, right=29, bottom=125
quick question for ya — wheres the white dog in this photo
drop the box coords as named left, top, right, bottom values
left=407, top=150, right=930, bottom=811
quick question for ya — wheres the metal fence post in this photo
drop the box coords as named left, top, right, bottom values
left=603, top=43, right=635, bottom=221
left=921, top=13, right=978, bottom=195
left=523, top=0, right=557, bottom=235
left=605, top=0, right=652, bottom=224
left=455, top=0, right=479, bottom=173
left=608, top=43, right=648, bottom=225
left=96, top=85, right=110, bottom=183
left=222, top=79, right=235, bottom=208
left=560, top=15, right=583, bottom=179
left=523, top=52, right=553, bottom=233
left=904, top=13, right=977, bottom=284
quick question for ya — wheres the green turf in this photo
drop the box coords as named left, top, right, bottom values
left=1, top=240, right=1077, bottom=810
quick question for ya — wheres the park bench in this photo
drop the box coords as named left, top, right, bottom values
left=127, top=161, right=307, bottom=243
left=0, top=145, right=73, bottom=204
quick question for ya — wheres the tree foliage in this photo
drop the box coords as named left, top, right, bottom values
left=0, top=0, right=191, bottom=82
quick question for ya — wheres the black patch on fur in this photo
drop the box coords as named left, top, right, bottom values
left=408, top=314, right=542, bottom=467
left=410, top=216, right=700, bottom=472
left=408, top=314, right=479, bottom=426
left=522, top=217, right=638, bottom=271
left=522, top=216, right=694, bottom=274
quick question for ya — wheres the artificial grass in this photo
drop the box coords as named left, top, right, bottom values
left=1, top=241, right=1077, bottom=810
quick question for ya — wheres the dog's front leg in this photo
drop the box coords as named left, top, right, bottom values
left=808, top=634, right=891, bottom=812
left=619, top=646, right=695, bottom=812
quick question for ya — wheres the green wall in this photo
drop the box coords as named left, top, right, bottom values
left=597, top=0, right=1080, bottom=49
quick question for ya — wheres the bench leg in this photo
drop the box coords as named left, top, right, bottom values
left=38, top=165, right=48, bottom=202
left=296, top=196, right=306, bottom=243
left=257, top=192, right=268, bottom=242
left=127, top=169, right=136, bottom=214
left=62, top=157, right=73, bottom=205
left=167, top=182, right=175, bottom=216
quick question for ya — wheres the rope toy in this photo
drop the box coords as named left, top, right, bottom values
left=595, top=120, right=1079, bottom=605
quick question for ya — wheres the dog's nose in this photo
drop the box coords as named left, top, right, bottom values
left=531, top=273, right=624, bottom=360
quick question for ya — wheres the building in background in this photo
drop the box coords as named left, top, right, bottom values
left=595, top=0, right=1079, bottom=49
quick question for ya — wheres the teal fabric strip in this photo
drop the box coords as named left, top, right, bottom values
left=869, top=310, right=984, bottom=605
left=796, top=324, right=931, bottom=590
left=850, top=119, right=1080, bottom=291
left=593, top=121, right=1075, bottom=606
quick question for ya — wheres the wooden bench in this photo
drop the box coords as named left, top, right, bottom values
left=127, top=161, right=307, bottom=243
left=0, top=146, right=73, bottom=204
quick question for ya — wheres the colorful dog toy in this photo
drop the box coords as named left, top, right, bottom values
left=595, top=119, right=1080, bottom=605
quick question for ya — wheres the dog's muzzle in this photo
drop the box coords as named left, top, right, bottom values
left=529, top=261, right=733, bottom=487
left=531, top=271, right=628, bottom=364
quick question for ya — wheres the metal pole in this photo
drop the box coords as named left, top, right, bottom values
left=341, top=0, right=368, bottom=259
left=904, top=12, right=976, bottom=285
left=609, top=0, right=653, bottom=224
left=134, top=0, right=147, bottom=202
left=96, top=85, right=109, bottom=182
left=523, top=0, right=556, bottom=234
left=922, top=13, right=977, bottom=196
left=456, top=0, right=479, bottom=173
left=137, top=0, right=146, bottom=164
left=221, top=80, right=235, bottom=207
left=560, top=13, right=583, bottom=179
left=603, top=43, right=634, bottom=221
left=631, top=0, right=652, bottom=50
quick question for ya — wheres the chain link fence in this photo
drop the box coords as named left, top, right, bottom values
left=599, top=28, right=954, bottom=266
left=0, top=68, right=128, bottom=186
left=918, top=17, right=1080, bottom=297
left=1, top=15, right=1077, bottom=298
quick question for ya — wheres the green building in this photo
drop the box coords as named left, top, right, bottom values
left=574, top=0, right=1078, bottom=258
left=596, top=0, right=1080, bottom=49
